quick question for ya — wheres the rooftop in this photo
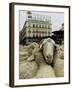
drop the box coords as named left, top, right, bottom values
left=26, top=12, right=51, bottom=23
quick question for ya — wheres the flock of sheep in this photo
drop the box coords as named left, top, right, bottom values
left=19, top=38, right=64, bottom=79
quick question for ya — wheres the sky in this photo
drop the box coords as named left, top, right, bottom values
left=19, top=11, right=64, bottom=31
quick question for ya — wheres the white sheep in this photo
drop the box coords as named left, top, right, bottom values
left=27, top=42, right=39, bottom=49
left=19, top=40, right=56, bottom=79
left=40, top=38, right=56, bottom=64
left=19, top=45, right=29, bottom=64
left=19, top=42, right=39, bottom=63
left=33, top=50, right=56, bottom=78
left=19, top=61, right=38, bottom=79
left=19, top=43, right=39, bottom=79
left=53, top=44, right=64, bottom=77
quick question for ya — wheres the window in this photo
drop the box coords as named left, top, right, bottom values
left=36, top=29, right=38, bottom=37
left=42, top=25, right=44, bottom=28
left=48, top=26, right=51, bottom=29
left=48, top=31, right=50, bottom=35
left=32, top=30, right=35, bottom=33
left=46, top=25, right=48, bottom=28
left=33, top=24, right=35, bottom=28
left=33, top=33, right=35, bottom=37
left=36, top=24, right=38, bottom=28
left=36, top=34, right=38, bottom=37
left=36, top=29, right=38, bottom=33
left=28, top=29, right=31, bottom=34
left=39, top=25, right=41, bottom=28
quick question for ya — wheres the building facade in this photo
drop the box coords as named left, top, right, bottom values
left=52, top=23, right=64, bottom=44
left=20, top=11, right=52, bottom=45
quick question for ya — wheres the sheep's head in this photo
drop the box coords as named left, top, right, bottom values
left=27, top=47, right=40, bottom=62
left=39, top=38, right=55, bottom=64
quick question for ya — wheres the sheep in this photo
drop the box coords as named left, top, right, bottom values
left=53, top=44, right=64, bottom=77
left=19, top=43, right=39, bottom=79
left=19, top=61, right=38, bottom=79
left=39, top=38, right=56, bottom=64
left=27, top=42, right=39, bottom=49
left=19, top=42, right=39, bottom=63
left=19, top=45, right=29, bottom=64
left=19, top=40, right=56, bottom=79
left=32, top=49, right=56, bottom=78
left=19, top=54, right=39, bottom=79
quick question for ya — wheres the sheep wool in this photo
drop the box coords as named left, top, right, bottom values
left=33, top=51, right=56, bottom=78
left=53, top=58, right=64, bottom=77
left=53, top=44, right=64, bottom=77
left=19, top=42, right=39, bottom=63
left=19, top=42, right=39, bottom=79
left=19, top=61, right=38, bottom=79
left=39, top=38, right=55, bottom=64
